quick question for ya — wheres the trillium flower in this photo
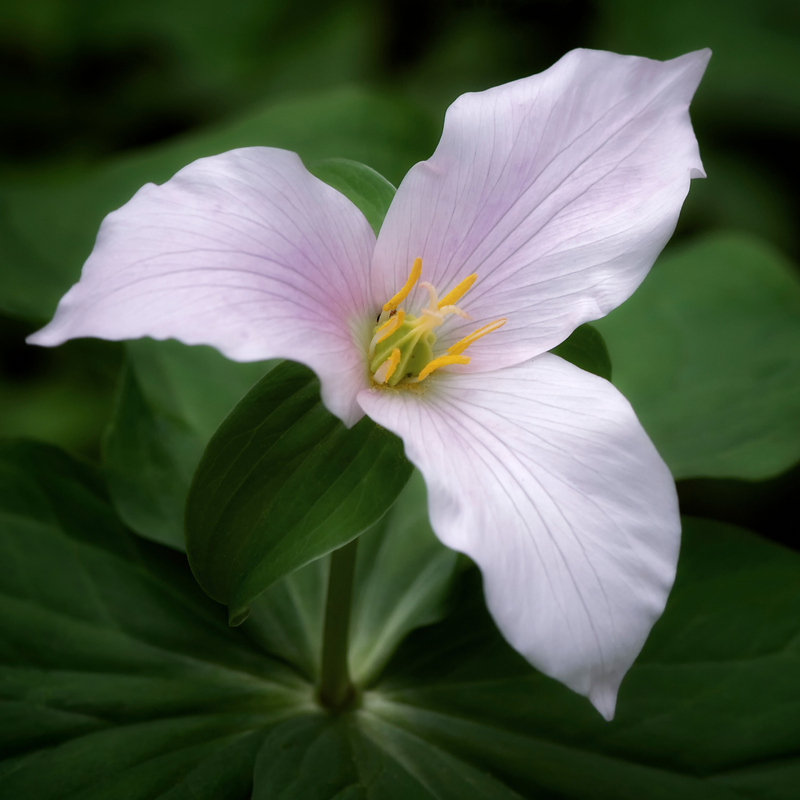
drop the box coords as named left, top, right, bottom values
left=29, top=48, right=710, bottom=720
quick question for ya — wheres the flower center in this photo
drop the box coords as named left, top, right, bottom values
left=368, top=258, right=506, bottom=387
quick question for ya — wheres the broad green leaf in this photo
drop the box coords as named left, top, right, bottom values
left=361, top=517, right=800, bottom=799
left=4, top=439, right=800, bottom=798
left=244, top=471, right=459, bottom=685
left=348, top=471, right=459, bottom=687
left=0, top=439, right=462, bottom=798
left=104, top=339, right=275, bottom=550
left=0, top=88, right=437, bottom=321
left=308, top=158, right=396, bottom=236
left=0, top=439, right=309, bottom=800
left=253, top=714, right=523, bottom=800
left=595, top=232, right=800, bottom=480
left=103, top=361, right=194, bottom=550
left=244, top=557, right=329, bottom=685
left=550, top=323, right=612, bottom=382
left=185, top=361, right=413, bottom=625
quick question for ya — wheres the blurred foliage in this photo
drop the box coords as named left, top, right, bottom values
left=596, top=232, right=800, bottom=483
left=1, top=0, right=799, bottom=548
left=0, top=0, right=380, bottom=166
left=592, top=0, right=800, bottom=256
left=0, top=316, right=120, bottom=459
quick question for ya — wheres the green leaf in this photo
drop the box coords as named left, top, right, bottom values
left=308, top=158, right=396, bottom=236
left=103, top=339, right=275, bottom=550
left=243, top=556, right=329, bottom=685
left=550, top=323, right=612, bottom=382
left=0, top=439, right=308, bottom=800
left=359, top=517, right=800, bottom=799
left=0, top=439, right=461, bottom=798
left=243, top=471, right=459, bottom=685
left=4, top=439, right=800, bottom=798
left=1, top=88, right=436, bottom=322
left=348, top=471, right=459, bottom=687
left=253, top=714, right=524, bottom=799
left=185, top=361, right=413, bottom=625
left=595, top=232, right=800, bottom=480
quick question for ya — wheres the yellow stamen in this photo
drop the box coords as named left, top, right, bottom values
left=374, top=348, right=401, bottom=384
left=383, top=258, right=422, bottom=312
left=417, top=354, right=470, bottom=382
left=447, top=318, right=507, bottom=356
left=438, top=273, right=477, bottom=309
left=375, top=309, right=405, bottom=343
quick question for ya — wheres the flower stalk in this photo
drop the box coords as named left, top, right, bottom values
left=318, top=537, right=359, bottom=711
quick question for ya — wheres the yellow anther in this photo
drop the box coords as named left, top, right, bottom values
left=383, top=258, right=422, bottom=312
left=447, top=318, right=507, bottom=356
left=417, top=354, right=470, bottom=382
left=438, top=273, right=477, bottom=309
left=374, top=348, right=402, bottom=384
left=375, top=309, right=405, bottom=343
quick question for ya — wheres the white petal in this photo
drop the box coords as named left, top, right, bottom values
left=358, top=355, right=680, bottom=719
left=28, top=148, right=377, bottom=426
left=372, top=49, right=709, bottom=374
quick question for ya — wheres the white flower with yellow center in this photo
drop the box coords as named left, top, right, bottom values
left=29, top=48, right=710, bottom=719
left=368, top=258, right=506, bottom=386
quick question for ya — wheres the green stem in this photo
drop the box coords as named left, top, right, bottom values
left=318, top=537, right=359, bottom=711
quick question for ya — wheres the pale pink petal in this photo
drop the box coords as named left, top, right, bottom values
left=28, top=148, right=377, bottom=426
left=372, top=49, right=709, bottom=374
left=358, top=355, right=680, bottom=719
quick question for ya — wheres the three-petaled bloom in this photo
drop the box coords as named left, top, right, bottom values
left=30, top=48, right=710, bottom=719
